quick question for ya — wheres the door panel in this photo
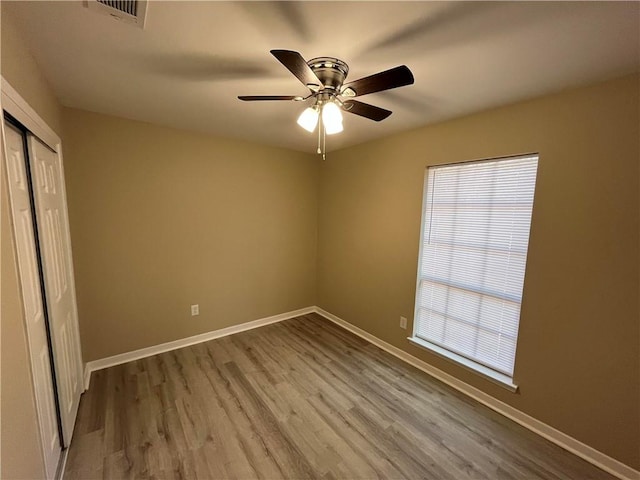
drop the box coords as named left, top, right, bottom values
left=28, top=134, right=83, bottom=446
left=4, top=123, right=61, bottom=478
left=37, top=347, right=60, bottom=456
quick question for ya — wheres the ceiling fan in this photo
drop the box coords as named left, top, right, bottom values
left=238, top=50, right=414, bottom=156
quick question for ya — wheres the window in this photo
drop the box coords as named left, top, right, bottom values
left=411, top=154, right=538, bottom=388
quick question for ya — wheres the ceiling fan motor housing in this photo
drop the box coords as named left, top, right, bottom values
left=307, top=57, right=349, bottom=93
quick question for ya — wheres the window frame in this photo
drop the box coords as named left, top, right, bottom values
left=410, top=153, right=539, bottom=391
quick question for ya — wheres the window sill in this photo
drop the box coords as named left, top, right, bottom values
left=408, top=337, right=519, bottom=393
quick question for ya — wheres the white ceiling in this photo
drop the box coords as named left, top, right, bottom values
left=4, top=1, right=639, bottom=153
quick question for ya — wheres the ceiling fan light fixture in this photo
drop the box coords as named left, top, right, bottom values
left=297, top=106, right=319, bottom=132
left=324, top=119, right=344, bottom=135
left=322, top=101, right=343, bottom=135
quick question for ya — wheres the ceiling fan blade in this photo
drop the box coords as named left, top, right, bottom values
left=238, top=95, right=303, bottom=101
left=342, top=65, right=414, bottom=97
left=342, top=100, right=392, bottom=121
left=270, top=50, right=324, bottom=91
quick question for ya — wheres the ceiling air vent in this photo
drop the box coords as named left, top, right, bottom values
left=86, top=0, right=148, bottom=28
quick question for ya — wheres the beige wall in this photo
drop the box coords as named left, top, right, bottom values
left=317, top=74, right=640, bottom=469
left=1, top=5, right=63, bottom=478
left=62, top=108, right=318, bottom=361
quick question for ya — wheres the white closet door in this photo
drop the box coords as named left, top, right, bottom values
left=27, top=134, right=83, bottom=446
left=4, top=124, right=61, bottom=478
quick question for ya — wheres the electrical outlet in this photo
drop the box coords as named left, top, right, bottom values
left=191, top=304, right=199, bottom=316
left=400, top=316, right=407, bottom=329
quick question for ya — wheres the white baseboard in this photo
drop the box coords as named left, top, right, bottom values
left=313, top=307, right=639, bottom=480
left=82, top=306, right=315, bottom=390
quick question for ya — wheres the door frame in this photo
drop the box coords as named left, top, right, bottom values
left=1, top=76, right=84, bottom=443
left=1, top=78, right=59, bottom=152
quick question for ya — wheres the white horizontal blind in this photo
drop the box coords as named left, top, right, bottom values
left=414, top=155, right=538, bottom=377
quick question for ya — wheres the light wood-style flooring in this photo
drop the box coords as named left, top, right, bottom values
left=65, top=314, right=613, bottom=479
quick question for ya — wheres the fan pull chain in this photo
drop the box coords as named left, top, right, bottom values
left=322, top=123, right=326, bottom=161
left=316, top=117, right=327, bottom=160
